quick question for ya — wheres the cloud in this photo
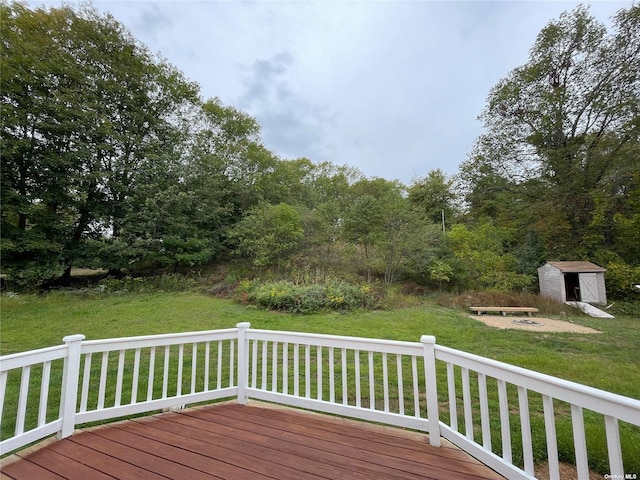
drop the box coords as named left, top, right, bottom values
left=238, top=52, right=336, bottom=162
left=135, top=3, right=171, bottom=39
left=239, top=52, right=293, bottom=106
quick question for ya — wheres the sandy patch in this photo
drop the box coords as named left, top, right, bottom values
left=470, top=315, right=601, bottom=334
left=535, top=461, right=603, bottom=480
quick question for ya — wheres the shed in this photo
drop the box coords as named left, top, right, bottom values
left=538, top=261, right=607, bottom=305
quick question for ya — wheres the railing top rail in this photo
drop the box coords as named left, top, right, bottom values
left=79, top=327, right=239, bottom=353
left=435, top=345, right=640, bottom=424
left=246, top=328, right=426, bottom=354
left=0, top=344, right=68, bottom=371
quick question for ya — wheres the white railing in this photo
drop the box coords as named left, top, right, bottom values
left=0, top=342, right=69, bottom=454
left=239, top=325, right=441, bottom=443
left=434, top=346, right=640, bottom=480
left=1, top=323, right=638, bottom=480
left=0, top=328, right=239, bottom=454
left=75, top=328, right=238, bottom=425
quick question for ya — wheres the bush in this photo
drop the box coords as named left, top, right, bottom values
left=606, top=300, right=640, bottom=318
left=235, top=278, right=380, bottom=314
left=94, top=274, right=199, bottom=294
left=603, top=261, right=640, bottom=299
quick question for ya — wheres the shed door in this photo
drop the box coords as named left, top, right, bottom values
left=579, top=273, right=599, bottom=303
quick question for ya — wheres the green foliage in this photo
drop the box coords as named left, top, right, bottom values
left=446, top=223, right=534, bottom=292
left=2, top=2, right=637, bottom=299
left=398, top=222, right=444, bottom=285
left=94, top=274, right=200, bottom=294
left=342, top=178, right=444, bottom=285
left=513, top=230, right=546, bottom=278
left=429, top=259, right=454, bottom=291
left=599, top=258, right=640, bottom=300
left=0, top=2, right=200, bottom=284
left=407, top=169, right=459, bottom=226
left=229, top=203, right=304, bottom=270
left=236, top=278, right=380, bottom=313
left=191, top=98, right=281, bottom=212
left=104, top=184, right=219, bottom=271
left=460, top=4, right=640, bottom=270
left=0, top=261, right=63, bottom=291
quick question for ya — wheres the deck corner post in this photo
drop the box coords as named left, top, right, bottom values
left=236, top=322, right=250, bottom=405
left=58, top=334, right=85, bottom=440
left=421, top=335, right=441, bottom=447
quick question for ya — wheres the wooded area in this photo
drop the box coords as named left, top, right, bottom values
left=1, top=3, right=639, bottom=297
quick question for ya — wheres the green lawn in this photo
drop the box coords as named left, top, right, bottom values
left=3, top=292, right=638, bottom=398
left=1, top=291, right=639, bottom=473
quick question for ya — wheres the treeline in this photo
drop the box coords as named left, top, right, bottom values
left=1, top=3, right=639, bottom=297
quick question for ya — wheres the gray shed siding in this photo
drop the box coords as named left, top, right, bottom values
left=538, top=263, right=566, bottom=303
left=596, top=273, right=607, bottom=305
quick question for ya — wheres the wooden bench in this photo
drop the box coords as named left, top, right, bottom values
left=470, top=306, right=539, bottom=317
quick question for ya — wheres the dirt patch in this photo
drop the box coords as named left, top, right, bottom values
left=535, top=461, right=604, bottom=480
left=470, top=315, right=601, bottom=334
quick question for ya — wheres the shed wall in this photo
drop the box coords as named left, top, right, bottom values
left=595, top=272, right=607, bottom=305
left=538, top=264, right=565, bottom=303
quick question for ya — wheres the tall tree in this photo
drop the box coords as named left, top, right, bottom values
left=1, top=3, right=199, bottom=285
left=461, top=4, right=640, bottom=263
left=296, top=162, right=359, bottom=270
left=182, top=98, right=271, bottom=258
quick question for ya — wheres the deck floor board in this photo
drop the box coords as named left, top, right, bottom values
left=2, top=402, right=504, bottom=480
left=182, top=407, right=488, bottom=479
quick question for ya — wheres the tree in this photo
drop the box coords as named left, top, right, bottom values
left=446, top=223, right=533, bottom=292
left=341, top=178, right=441, bottom=285
left=181, top=98, right=274, bottom=258
left=428, top=259, right=454, bottom=291
left=461, top=5, right=640, bottom=264
left=229, top=203, right=304, bottom=271
left=189, top=98, right=280, bottom=212
left=408, top=169, right=458, bottom=229
left=342, top=179, right=403, bottom=282
left=100, top=183, right=217, bottom=272
left=1, top=3, right=199, bottom=285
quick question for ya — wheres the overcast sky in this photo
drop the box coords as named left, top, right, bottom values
left=31, top=1, right=633, bottom=185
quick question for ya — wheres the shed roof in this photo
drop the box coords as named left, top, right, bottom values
left=545, top=261, right=605, bottom=273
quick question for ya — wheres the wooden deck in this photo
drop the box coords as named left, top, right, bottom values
left=1, top=402, right=504, bottom=480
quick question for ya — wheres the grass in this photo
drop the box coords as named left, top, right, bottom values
left=1, top=290, right=639, bottom=473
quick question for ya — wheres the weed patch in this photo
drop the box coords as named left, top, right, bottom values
left=435, top=291, right=577, bottom=316
left=235, top=278, right=380, bottom=313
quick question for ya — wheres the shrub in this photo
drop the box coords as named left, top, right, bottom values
left=235, top=278, right=380, bottom=314
left=603, top=261, right=640, bottom=299
left=95, top=274, right=199, bottom=294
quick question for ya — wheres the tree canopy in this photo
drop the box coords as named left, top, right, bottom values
left=1, top=3, right=200, bottom=283
left=461, top=5, right=640, bottom=266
